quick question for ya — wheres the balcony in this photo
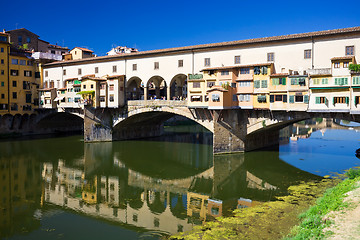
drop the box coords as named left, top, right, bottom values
left=32, top=52, right=62, bottom=61
left=307, top=68, right=331, bottom=76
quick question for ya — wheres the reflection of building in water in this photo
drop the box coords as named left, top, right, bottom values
left=0, top=157, right=42, bottom=237
left=246, top=172, right=277, bottom=191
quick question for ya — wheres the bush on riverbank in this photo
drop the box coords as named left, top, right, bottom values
left=286, top=169, right=360, bottom=239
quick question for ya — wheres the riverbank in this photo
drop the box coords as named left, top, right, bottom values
left=169, top=169, right=360, bottom=240
left=286, top=168, right=360, bottom=240
left=170, top=178, right=339, bottom=240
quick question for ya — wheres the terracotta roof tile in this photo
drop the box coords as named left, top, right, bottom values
left=72, top=47, right=94, bottom=53
left=45, top=26, right=360, bottom=67
left=270, top=73, right=289, bottom=77
left=201, top=63, right=272, bottom=71
left=330, top=56, right=355, bottom=61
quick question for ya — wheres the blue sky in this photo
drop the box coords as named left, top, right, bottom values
left=2, top=0, right=360, bottom=56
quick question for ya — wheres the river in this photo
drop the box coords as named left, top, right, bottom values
left=0, top=118, right=359, bottom=240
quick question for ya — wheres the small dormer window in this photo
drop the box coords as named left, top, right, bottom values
left=344, top=62, right=349, bottom=68
left=334, top=62, right=340, bottom=68
left=346, top=46, right=354, bottom=56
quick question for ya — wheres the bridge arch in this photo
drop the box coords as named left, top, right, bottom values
left=35, top=112, right=84, bottom=133
left=113, top=106, right=213, bottom=133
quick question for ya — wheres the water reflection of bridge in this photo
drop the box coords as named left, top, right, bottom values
left=40, top=149, right=321, bottom=236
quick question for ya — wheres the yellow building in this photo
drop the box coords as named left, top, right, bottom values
left=253, top=63, right=273, bottom=109
left=8, top=48, right=38, bottom=114
left=80, top=76, right=106, bottom=107
left=269, top=73, right=288, bottom=110
left=187, top=73, right=207, bottom=108
left=0, top=32, right=10, bottom=114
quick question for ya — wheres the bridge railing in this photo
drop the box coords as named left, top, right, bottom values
left=127, top=100, right=187, bottom=107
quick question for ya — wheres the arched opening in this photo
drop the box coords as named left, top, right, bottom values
left=126, top=76, right=144, bottom=100
left=36, top=112, right=84, bottom=133
left=170, top=74, right=187, bottom=100
left=147, top=76, right=166, bottom=100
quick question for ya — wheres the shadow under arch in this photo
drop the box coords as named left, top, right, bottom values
left=126, top=76, right=144, bottom=100
left=36, top=112, right=84, bottom=131
left=147, top=191, right=166, bottom=214
left=127, top=186, right=144, bottom=210
left=169, top=73, right=187, bottom=100
left=169, top=193, right=187, bottom=220
left=147, top=75, right=166, bottom=100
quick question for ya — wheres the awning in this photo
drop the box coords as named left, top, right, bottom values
left=54, top=96, right=65, bottom=101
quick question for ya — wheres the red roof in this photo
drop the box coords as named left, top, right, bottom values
left=72, top=47, right=94, bottom=53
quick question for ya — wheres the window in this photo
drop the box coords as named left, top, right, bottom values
left=45, top=71, right=48, bottom=77
left=295, top=95, right=304, bottom=102
left=12, top=81, right=17, bottom=87
left=1, top=70, right=3, bottom=75
left=1, top=59, right=3, bottom=64
left=63, top=69, right=66, bottom=75
left=190, top=95, right=202, bottom=102
left=254, top=66, right=261, bottom=75
left=267, top=52, right=274, bottom=62
left=353, top=76, right=360, bottom=85
left=344, top=62, right=349, bottom=68
left=132, top=64, right=137, bottom=71
left=322, top=78, right=328, bottom=84
left=100, top=83, right=106, bottom=89
left=24, top=71, right=32, bottom=77
left=254, top=80, right=260, bottom=88
left=18, top=36, right=22, bottom=43
left=272, top=78, right=286, bottom=85
left=334, top=62, right=340, bottom=68
left=233, top=94, right=238, bottom=101
left=11, top=59, right=18, bottom=65
left=109, top=85, right=114, bottom=91
left=0, top=48, right=3, bottom=52
left=83, top=85, right=86, bottom=89
left=234, top=55, right=240, bottom=64
left=51, top=50, right=55, bottom=54
left=74, top=97, right=80, bottom=102
left=154, top=62, right=159, bottom=69
left=315, top=96, right=327, bottom=104
left=290, top=78, right=306, bottom=86
left=346, top=46, right=354, bottom=56
left=78, top=68, right=82, bottom=75
left=207, top=82, right=215, bottom=88
left=23, top=81, right=30, bottom=89
left=212, top=94, right=220, bottom=102
left=193, top=82, right=200, bottom=88
left=333, top=96, right=349, bottom=104
left=204, top=58, right=210, bottom=67
left=19, top=60, right=26, bottom=65
left=257, top=95, right=267, bottom=103
left=304, top=49, right=311, bottom=59
left=178, top=60, right=183, bottom=67
left=239, top=81, right=251, bottom=87
left=109, top=95, right=114, bottom=102
left=313, top=78, right=320, bottom=85
left=90, top=84, right=94, bottom=89
left=99, top=96, right=105, bottom=102
left=334, top=78, right=348, bottom=85
left=112, top=65, right=117, bottom=73
left=10, top=70, right=18, bottom=76
left=95, top=67, right=99, bottom=73
left=1, top=94, right=4, bottom=99
left=240, top=68, right=250, bottom=74
left=26, top=37, right=31, bottom=43
left=221, top=70, right=229, bottom=76
left=261, top=80, right=268, bottom=88
left=27, top=60, right=32, bottom=66
left=154, top=218, right=160, bottom=228
left=26, top=94, right=31, bottom=103
left=239, top=94, right=251, bottom=102
left=12, top=92, right=17, bottom=99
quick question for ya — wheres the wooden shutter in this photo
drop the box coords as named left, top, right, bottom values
left=315, top=97, right=320, bottom=104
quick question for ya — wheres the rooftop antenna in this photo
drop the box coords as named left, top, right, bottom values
left=15, top=23, right=18, bottom=29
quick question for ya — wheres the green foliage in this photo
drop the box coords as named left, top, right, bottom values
left=345, top=168, right=360, bottom=179
left=287, top=177, right=359, bottom=239
left=77, top=90, right=95, bottom=98
left=349, top=64, right=360, bottom=72
left=221, top=82, right=230, bottom=90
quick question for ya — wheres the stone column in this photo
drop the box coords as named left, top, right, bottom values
left=167, top=86, right=171, bottom=100
left=144, top=87, right=148, bottom=100
left=213, top=110, right=246, bottom=154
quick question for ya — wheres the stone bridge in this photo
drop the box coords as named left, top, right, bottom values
left=82, top=100, right=360, bottom=154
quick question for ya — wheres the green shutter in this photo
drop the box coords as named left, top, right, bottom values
left=289, top=95, right=295, bottom=103
left=304, top=95, right=309, bottom=103
left=254, top=80, right=260, bottom=88
left=291, top=78, right=295, bottom=85
left=333, top=97, right=335, bottom=105
left=344, top=78, right=348, bottom=85
left=315, top=97, right=320, bottom=104
left=346, top=97, right=349, bottom=104
left=282, top=78, right=286, bottom=85
left=262, top=80, right=267, bottom=88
